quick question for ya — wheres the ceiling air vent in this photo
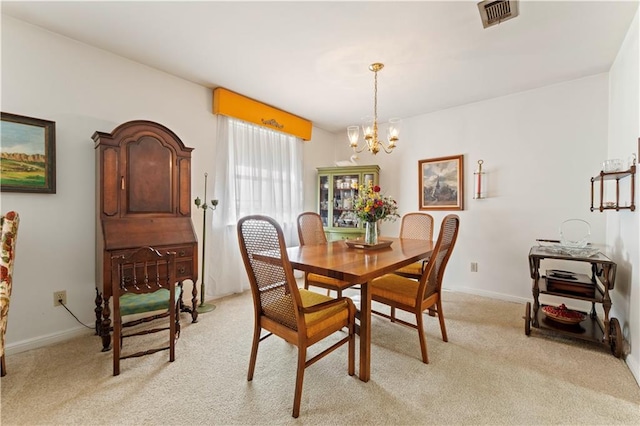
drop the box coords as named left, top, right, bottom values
left=477, top=0, right=519, bottom=29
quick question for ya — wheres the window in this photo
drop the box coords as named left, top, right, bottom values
left=208, top=116, right=304, bottom=296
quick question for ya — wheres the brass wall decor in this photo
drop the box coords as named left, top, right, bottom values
left=473, top=160, right=486, bottom=199
left=261, top=118, right=284, bottom=129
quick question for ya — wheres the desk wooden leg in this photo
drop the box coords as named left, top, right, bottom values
left=359, top=281, right=372, bottom=382
left=99, top=297, right=112, bottom=352
left=94, top=289, right=103, bottom=335
left=191, top=281, right=199, bottom=323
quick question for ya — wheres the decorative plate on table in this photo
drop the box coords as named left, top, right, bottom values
left=345, top=239, right=393, bottom=250
left=542, top=304, right=586, bottom=325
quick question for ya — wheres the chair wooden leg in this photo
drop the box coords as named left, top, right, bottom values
left=1, top=354, right=6, bottom=377
left=175, top=308, right=181, bottom=341
left=390, top=306, right=396, bottom=322
left=347, top=305, right=355, bottom=376
left=436, top=299, right=448, bottom=342
left=416, top=312, right=429, bottom=364
left=293, top=346, right=307, bottom=418
left=247, top=325, right=261, bottom=381
left=169, top=299, right=176, bottom=363
left=113, top=318, right=121, bottom=376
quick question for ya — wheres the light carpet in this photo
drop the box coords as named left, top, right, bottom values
left=1, top=289, right=639, bottom=425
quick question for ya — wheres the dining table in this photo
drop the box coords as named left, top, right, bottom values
left=283, top=236, right=435, bottom=382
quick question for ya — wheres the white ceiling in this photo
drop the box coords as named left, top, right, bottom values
left=2, top=1, right=637, bottom=133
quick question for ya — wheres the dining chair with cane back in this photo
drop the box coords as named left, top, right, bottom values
left=238, top=215, right=356, bottom=418
left=110, top=246, right=181, bottom=376
left=371, top=214, right=460, bottom=364
left=297, top=212, right=353, bottom=298
left=393, top=212, right=434, bottom=280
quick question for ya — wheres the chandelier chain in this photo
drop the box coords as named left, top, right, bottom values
left=373, top=69, right=378, bottom=125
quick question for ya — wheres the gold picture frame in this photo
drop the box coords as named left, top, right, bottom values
left=418, top=154, right=464, bottom=210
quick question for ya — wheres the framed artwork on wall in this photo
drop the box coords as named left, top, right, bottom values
left=418, top=154, right=464, bottom=210
left=1, top=112, right=56, bottom=193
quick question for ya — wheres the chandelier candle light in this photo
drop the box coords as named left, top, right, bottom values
left=194, top=172, right=219, bottom=313
left=348, top=63, right=401, bottom=155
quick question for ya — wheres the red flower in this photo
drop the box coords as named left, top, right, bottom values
left=373, top=185, right=381, bottom=193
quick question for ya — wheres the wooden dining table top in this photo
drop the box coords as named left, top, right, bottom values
left=284, top=237, right=434, bottom=282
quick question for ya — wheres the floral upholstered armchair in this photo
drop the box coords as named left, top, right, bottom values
left=1, top=211, right=20, bottom=377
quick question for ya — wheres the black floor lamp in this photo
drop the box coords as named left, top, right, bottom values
left=194, top=172, right=218, bottom=313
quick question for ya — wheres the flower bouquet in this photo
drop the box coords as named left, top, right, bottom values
left=353, top=183, right=399, bottom=244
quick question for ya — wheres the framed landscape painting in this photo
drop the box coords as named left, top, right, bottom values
left=418, top=154, right=463, bottom=210
left=1, top=112, right=56, bottom=193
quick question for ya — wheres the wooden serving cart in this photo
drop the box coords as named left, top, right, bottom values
left=525, top=245, right=624, bottom=357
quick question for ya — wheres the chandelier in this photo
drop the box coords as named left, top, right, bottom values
left=347, top=63, right=400, bottom=155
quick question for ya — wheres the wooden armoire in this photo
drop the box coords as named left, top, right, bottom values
left=93, top=120, right=198, bottom=351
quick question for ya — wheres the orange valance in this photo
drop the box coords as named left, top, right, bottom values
left=213, top=87, right=312, bottom=140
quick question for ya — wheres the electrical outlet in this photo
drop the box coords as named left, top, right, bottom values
left=470, top=262, right=478, bottom=272
left=53, top=290, right=67, bottom=307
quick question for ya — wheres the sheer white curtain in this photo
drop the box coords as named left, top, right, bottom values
left=208, top=116, right=304, bottom=297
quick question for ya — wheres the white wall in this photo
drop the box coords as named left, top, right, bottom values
left=607, top=9, right=639, bottom=384
left=326, top=75, right=609, bottom=303
left=302, top=127, right=338, bottom=214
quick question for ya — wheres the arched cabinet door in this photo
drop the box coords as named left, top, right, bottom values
left=125, top=135, right=174, bottom=214
left=94, top=121, right=193, bottom=219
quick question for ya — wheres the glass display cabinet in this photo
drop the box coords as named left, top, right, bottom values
left=316, top=165, right=380, bottom=241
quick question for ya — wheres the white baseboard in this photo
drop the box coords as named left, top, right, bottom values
left=625, top=352, right=640, bottom=387
left=446, top=286, right=529, bottom=305
left=5, top=324, right=94, bottom=356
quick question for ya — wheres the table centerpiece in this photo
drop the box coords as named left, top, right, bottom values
left=353, top=182, right=400, bottom=245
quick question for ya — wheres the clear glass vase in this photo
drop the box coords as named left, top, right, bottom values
left=364, top=221, right=378, bottom=245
